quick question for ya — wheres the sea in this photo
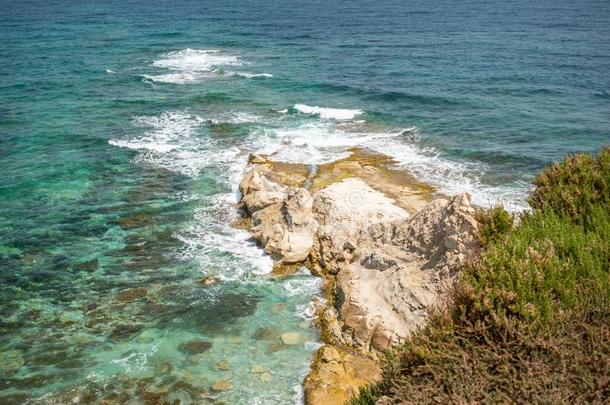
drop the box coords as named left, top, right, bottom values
left=1, top=0, right=609, bottom=403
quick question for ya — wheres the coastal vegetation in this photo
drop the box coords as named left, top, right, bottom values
left=353, top=147, right=610, bottom=403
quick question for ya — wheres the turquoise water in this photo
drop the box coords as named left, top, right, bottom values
left=1, top=0, right=609, bottom=402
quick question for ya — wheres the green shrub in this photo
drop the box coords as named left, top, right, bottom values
left=476, top=205, right=514, bottom=247
left=529, top=146, right=610, bottom=223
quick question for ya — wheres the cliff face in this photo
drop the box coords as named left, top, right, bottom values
left=237, top=151, right=479, bottom=404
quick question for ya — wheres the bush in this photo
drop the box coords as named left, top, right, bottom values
left=353, top=148, right=610, bottom=404
left=475, top=205, right=514, bottom=247
left=529, top=146, right=610, bottom=223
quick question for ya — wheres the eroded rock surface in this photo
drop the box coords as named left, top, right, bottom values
left=237, top=151, right=479, bottom=404
left=330, top=193, right=478, bottom=352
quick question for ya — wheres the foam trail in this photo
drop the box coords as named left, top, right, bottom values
left=228, top=72, right=273, bottom=79
left=142, top=72, right=200, bottom=84
left=293, top=104, right=363, bottom=120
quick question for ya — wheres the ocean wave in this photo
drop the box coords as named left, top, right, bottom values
left=152, top=48, right=241, bottom=72
left=293, top=104, right=363, bottom=120
left=144, top=48, right=246, bottom=84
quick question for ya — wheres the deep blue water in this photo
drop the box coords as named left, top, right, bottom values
left=1, top=0, right=609, bottom=403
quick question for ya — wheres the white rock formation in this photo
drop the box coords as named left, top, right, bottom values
left=238, top=158, right=478, bottom=352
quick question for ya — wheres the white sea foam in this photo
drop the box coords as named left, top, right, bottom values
left=228, top=71, right=273, bottom=79
left=293, top=104, right=364, bottom=120
left=152, top=48, right=241, bottom=72
left=108, top=111, right=204, bottom=158
left=143, top=48, right=245, bottom=83
left=175, top=193, right=274, bottom=280
left=247, top=121, right=529, bottom=209
left=142, top=72, right=201, bottom=84
left=108, top=110, right=247, bottom=178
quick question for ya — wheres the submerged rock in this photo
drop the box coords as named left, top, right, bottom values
left=178, top=340, right=212, bottom=354
left=252, top=326, right=279, bottom=342
left=215, top=360, right=230, bottom=371
left=0, top=350, right=24, bottom=373
left=73, top=258, right=99, bottom=272
left=116, top=287, right=148, bottom=303
left=269, top=302, right=288, bottom=314
left=280, top=332, right=302, bottom=345
left=211, top=379, right=233, bottom=392
left=116, top=211, right=153, bottom=229
left=197, top=276, right=220, bottom=286
left=250, top=364, right=266, bottom=374
left=259, top=372, right=273, bottom=383
left=108, top=323, right=144, bottom=342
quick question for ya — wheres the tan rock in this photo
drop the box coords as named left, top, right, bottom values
left=280, top=332, right=301, bottom=345
left=259, top=372, right=273, bottom=383
left=311, top=178, right=408, bottom=274
left=211, top=380, right=233, bottom=392
left=250, top=188, right=319, bottom=263
left=248, top=152, right=269, bottom=164
left=197, top=276, right=220, bottom=286
left=215, top=360, right=230, bottom=371
left=304, top=345, right=381, bottom=405
left=235, top=151, right=480, bottom=402
left=251, top=364, right=266, bottom=374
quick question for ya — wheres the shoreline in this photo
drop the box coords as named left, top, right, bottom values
left=234, top=148, right=480, bottom=404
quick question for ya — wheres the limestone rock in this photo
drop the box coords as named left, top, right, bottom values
left=248, top=152, right=269, bottom=164
left=332, top=193, right=479, bottom=352
left=250, top=188, right=319, bottom=263
left=236, top=152, right=480, bottom=403
left=311, top=178, right=409, bottom=274
left=304, top=345, right=381, bottom=405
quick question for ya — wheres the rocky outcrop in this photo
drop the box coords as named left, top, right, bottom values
left=240, top=165, right=319, bottom=263
left=327, top=193, right=478, bottom=352
left=237, top=151, right=479, bottom=404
